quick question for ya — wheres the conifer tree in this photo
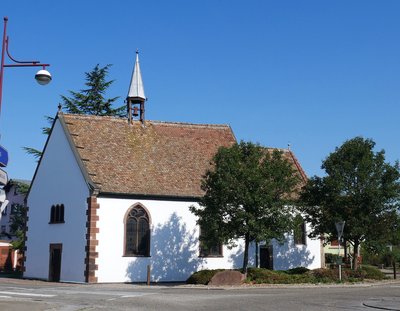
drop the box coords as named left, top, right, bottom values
left=25, top=64, right=124, bottom=159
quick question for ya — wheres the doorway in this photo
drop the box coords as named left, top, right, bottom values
left=49, top=244, right=62, bottom=282
left=260, top=245, right=273, bottom=270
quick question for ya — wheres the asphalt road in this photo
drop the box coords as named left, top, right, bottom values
left=0, top=278, right=399, bottom=311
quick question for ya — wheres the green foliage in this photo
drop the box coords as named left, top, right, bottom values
left=186, top=269, right=224, bottom=285
left=9, top=204, right=26, bottom=251
left=286, top=267, right=310, bottom=275
left=300, top=137, right=400, bottom=269
left=25, top=64, right=125, bottom=160
left=190, top=141, right=302, bottom=271
left=361, top=247, right=383, bottom=266
left=311, top=268, right=338, bottom=282
left=246, top=268, right=292, bottom=284
left=360, top=265, right=386, bottom=280
left=247, top=268, right=314, bottom=284
left=325, top=253, right=342, bottom=264
left=22, top=147, right=42, bottom=161
left=60, top=64, right=125, bottom=117
left=188, top=266, right=386, bottom=285
left=15, top=182, right=29, bottom=195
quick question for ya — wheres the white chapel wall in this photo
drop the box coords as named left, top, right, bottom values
left=96, top=197, right=321, bottom=283
left=96, top=198, right=246, bottom=283
left=25, top=119, right=89, bottom=282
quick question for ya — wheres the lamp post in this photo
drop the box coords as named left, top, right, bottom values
left=0, top=16, right=52, bottom=114
left=335, top=220, right=345, bottom=281
left=0, top=17, right=51, bottom=219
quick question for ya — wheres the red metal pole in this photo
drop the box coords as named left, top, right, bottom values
left=0, top=17, right=8, bottom=115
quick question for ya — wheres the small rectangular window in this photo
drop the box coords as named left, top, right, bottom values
left=49, top=204, right=65, bottom=224
left=199, top=226, right=223, bottom=257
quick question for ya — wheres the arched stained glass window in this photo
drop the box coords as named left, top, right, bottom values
left=125, top=205, right=150, bottom=256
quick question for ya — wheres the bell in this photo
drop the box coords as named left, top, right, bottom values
left=133, top=106, right=139, bottom=117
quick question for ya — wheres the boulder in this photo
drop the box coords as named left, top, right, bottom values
left=208, top=270, right=245, bottom=286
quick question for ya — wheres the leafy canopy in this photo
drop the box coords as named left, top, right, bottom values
left=190, top=141, right=302, bottom=271
left=300, top=137, right=400, bottom=269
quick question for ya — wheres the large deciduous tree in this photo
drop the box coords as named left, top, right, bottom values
left=300, top=137, right=400, bottom=270
left=190, top=141, right=302, bottom=272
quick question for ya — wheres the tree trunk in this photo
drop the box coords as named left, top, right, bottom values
left=242, top=233, right=250, bottom=273
left=343, top=238, right=348, bottom=262
left=353, top=240, right=360, bottom=270
left=393, top=259, right=397, bottom=280
left=255, top=241, right=259, bottom=268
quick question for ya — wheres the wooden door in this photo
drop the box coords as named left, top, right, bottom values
left=49, top=244, right=62, bottom=282
left=260, top=245, right=273, bottom=270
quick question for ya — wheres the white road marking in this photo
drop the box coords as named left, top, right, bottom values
left=0, top=291, right=56, bottom=298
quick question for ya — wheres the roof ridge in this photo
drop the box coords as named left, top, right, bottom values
left=150, top=120, right=231, bottom=129
left=62, top=113, right=231, bottom=128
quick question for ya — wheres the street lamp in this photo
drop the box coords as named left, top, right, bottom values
left=0, top=17, right=51, bottom=219
left=335, top=220, right=345, bottom=281
left=0, top=16, right=51, bottom=113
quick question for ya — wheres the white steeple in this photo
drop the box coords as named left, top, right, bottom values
left=127, top=50, right=146, bottom=101
left=127, top=50, right=146, bottom=124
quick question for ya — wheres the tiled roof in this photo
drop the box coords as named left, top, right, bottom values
left=60, top=114, right=236, bottom=198
left=58, top=114, right=307, bottom=198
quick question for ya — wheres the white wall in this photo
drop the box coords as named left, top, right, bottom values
left=25, top=119, right=89, bottom=282
left=96, top=198, right=243, bottom=282
left=272, top=222, right=322, bottom=270
left=96, top=198, right=321, bottom=283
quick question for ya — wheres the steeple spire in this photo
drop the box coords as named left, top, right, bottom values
left=127, top=50, right=146, bottom=124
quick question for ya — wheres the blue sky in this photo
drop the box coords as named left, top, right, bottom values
left=1, top=1, right=399, bottom=180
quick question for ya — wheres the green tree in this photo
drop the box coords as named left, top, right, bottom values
left=60, top=64, right=124, bottom=116
left=9, top=203, right=26, bottom=251
left=25, top=64, right=125, bottom=160
left=8, top=182, right=29, bottom=252
left=300, top=137, right=400, bottom=270
left=364, top=211, right=400, bottom=278
left=190, top=141, right=302, bottom=272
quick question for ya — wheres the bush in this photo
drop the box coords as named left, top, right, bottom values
left=187, top=266, right=387, bottom=285
left=311, top=268, right=339, bottom=283
left=286, top=267, right=310, bottom=275
left=247, top=268, right=314, bottom=284
left=361, top=265, right=387, bottom=280
left=186, top=269, right=224, bottom=285
left=343, top=268, right=366, bottom=281
left=247, top=268, right=290, bottom=284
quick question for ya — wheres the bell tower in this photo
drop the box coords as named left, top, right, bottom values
left=127, top=50, right=146, bottom=124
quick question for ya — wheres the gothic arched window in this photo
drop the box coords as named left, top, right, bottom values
left=124, top=205, right=150, bottom=256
